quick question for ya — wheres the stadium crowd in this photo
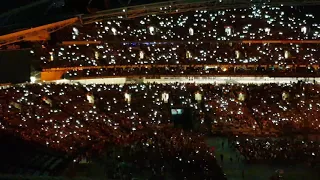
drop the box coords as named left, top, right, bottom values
left=30, top=5, right=320, bottom=77
left=100, top=128, right=225, bottom=179
left=4, top=4, right=320, bottom=177
left=38, top=43, right=320, bottom=68
left=65, top=6, right=319, bottom=42
left=234, top=137, right=319, bottom=167
left=0, top=82, right=319, bottom=167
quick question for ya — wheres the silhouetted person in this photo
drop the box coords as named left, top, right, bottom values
left=220, top=154, right=224, bottom=162
left=222, top=141, right=225, bottom=149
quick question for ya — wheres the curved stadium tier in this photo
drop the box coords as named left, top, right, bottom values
left=1, top=1, right=320, bottom=179
left=30, top=4, right=320, bottom=81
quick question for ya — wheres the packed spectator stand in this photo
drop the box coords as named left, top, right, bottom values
left=31, top=5, right=320, bottom=79
left=233, top=136, right=319, bottom=166
left=2, top=2, right=320, bottom=179
left=0, top=82, right=319, bottom=174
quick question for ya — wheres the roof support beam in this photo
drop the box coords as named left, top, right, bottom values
left=0, top=17, right=79, bottom=47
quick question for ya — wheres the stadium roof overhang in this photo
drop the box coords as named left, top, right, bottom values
left=1, top=0, right=320, bottom=47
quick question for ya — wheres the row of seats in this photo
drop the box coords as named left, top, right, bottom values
left=37, top=43, right=320, bottom=68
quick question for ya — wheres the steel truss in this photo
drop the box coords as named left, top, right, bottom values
left=0, top=18, right=79, bottom=47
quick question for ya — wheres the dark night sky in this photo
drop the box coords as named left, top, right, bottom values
left=0, top=0, right=169, bottom=32
left=1, top=0, right=320, bottom=16
left=0, top=0, right=169, bottom=14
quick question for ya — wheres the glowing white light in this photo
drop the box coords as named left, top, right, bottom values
left=301, top=26, right=307, bottom=34
left=95, top=51, right=100, bottom=59
left=265, top=27, right=271, bottom=35
left=284, top=50, right=290, bottom=59
left=139, top=51, right=144, bottom=59
left=30, top=76, right=36, bottom=83
left=49, top=52, right=54, bottom=61
left=195, top=92, right=202, bottom=102
left=189, top=28, right=194, bottom=35
left=225, top=26, right=232, bottom=36
left=111, top=27, right=117, bottom=35
left=87, top=94, right=95, bottom=104
left=162, top=92, right=169, bottom=103
left=238, top=92, right=245, bottom=101
left=124, top=93, right=131, bottom=104
left=186, top=51, right=192, bottom=59
left=235, top=50, right=240, bottom=59
left=149, top=26, right=155, bottom=35
left=282, top=92, right=289, bottom=101
left=73, top=27, right=79, bottom=35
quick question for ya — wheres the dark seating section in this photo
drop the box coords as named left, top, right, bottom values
left=0, top=133, right=72, bottom=177
left=0, top=175, right=91, bottom=180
